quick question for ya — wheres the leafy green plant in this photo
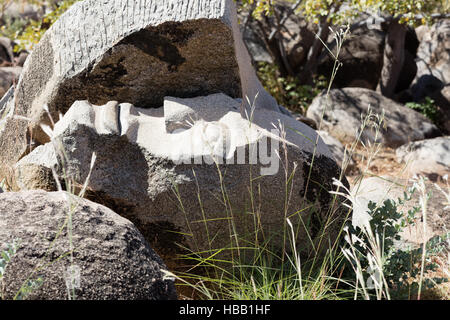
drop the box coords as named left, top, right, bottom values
left=257, top=61, right=328, bottom=114
left=342, top=185, right=448, bottom=299
left=0, top=239, right=20, bottom=300
left=0, top=239, right=45, bottom=300
left=405, top=97, right=439, bottom=123
left=0, top=14, right=29, bottom=40
left=7, top=0, right=80, bottom=52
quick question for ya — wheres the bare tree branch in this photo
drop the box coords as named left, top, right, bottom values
left=268, top=0, right=303, bottom=41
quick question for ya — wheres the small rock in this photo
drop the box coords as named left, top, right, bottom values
left=317, top=130, right=354, bottom=170
left=396, top=136, right=450, bottom=181
left=14, top=51, right=29, bottom=67
left=0, top=66, right=21, bottom=98
left=353, top=175, right=449, bottom=247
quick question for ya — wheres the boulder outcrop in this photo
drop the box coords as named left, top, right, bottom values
left=13, top=95, right=348, bottom=262
left=396, top=136, right=450, bottom=181
left=0, top=190, right=177, bottom=300
left=306, top=88, right=440, bottom=148
left=0, top=0, right=280, bottom=182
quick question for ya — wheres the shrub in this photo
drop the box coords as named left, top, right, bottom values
left=342, top=182, right=448, bottom=299
left=0, top=0, right=81, bottom=52
left=405, top=97, right=439, bottom=123
left=257, top=62, right=328, bottom=114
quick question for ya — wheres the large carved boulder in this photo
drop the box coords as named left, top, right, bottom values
left=0, top=190, right=177, bottom=300
left=14, top=95, right=348, bottom=264
left=0, top=0, right=279, bottom=183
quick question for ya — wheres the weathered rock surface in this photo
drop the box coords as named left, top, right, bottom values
left=0, top=190, right=177, bottom=300
left=14, top=95, right=348, bottom=263
left=0, top=0, right=280, bottom=184
left=0, top=66, right=21, bottom=98
left=352, top=176, right=449, bottom=247
left=317, top=26, right=385, bottom=90
left=306, top=88, right=440, bottom=148
left=0, top=37, right=14, bottom=66
left=396, top=136, right=450, bottom=181
left=241, top=2, right=318, bottom=70
left=317, top=130, right=354, bottom=170
left=410, top=19, right=450, bottom=133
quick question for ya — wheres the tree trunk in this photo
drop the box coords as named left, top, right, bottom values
left=300, top=2, right=342, bottom=85
left=377, top=20, right=407, bottom=98
left=300, top=15, right=331, bottom=85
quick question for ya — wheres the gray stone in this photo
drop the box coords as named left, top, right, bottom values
left=317, top=26, right=385, bottom=90
left=0, top=86, right=14, bottom=115
left=410, top=19, right=450, bottom=133
left=164, top=93, right=240, bottom=133
left=14, top=51, right=29, bottom=68
left=3, top=2, right=41, bottom=20
left=412, top=20, right=450, bottom=93
left=241, top=24, right=273, bottom=63
left=317, top=130, right=354, bottom=170
left=0, top=0, right=280, bottom=183
left=14, top=97, right=348, bottom=264
left=396, top=136, right=450, bottom=181
left=0, top=190, right=177, bottom=300
left=239, top=2, right=318, bottom=69
left=0, top=66, right=21, bottom=98
left=0, top=37, right=14, bottom=66
left=306, top=88, right=440, bottom=148
left=353, top=176, right=449, bottom=246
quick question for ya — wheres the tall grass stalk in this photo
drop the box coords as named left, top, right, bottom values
left=4, top=107, right=97, bottom=300
left=167, top=25, right=355, bottom=301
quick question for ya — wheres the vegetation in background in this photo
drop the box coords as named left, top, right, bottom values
left=167, top=102, right=450, bottom=300
left=0, top=0, right=80, bottom=52
left=342, top=191, right=448, bottom=299
left=0, top=239, right=43, bottom=300
left=257, top=61, right=328, bottom=114
left=0, top=240, right=20, bottom=300
left=405, top=97, right=439, bottom=123
left=241, top=0, right=449, bottom=98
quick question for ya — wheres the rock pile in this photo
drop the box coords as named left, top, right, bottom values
left=0, top=0, right=349, bottom=299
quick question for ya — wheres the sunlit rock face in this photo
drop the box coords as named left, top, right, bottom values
left=14, top=96, right=346, bottom=264
left=307, top=88, right=440, bottom=148
left=3, top=0, right=349, bottom=266
left=0, top=0, right=280, bottom=183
